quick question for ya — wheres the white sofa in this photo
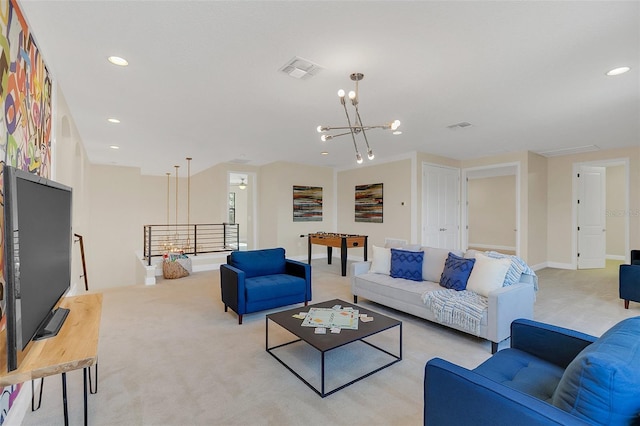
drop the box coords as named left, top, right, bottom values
left=350, top=246, right=537, bottom=353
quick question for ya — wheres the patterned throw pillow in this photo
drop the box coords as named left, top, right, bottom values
left=439, top=252, right=475, bottom=291
left=390, top=248, right=424, bottom=282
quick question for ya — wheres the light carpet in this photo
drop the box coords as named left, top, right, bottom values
left=18, top=259, right=634, bottom=426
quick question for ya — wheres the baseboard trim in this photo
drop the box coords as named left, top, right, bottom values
left=606, top=254, right=625, bottom=261
left=545, top=261, right=576, bottom=270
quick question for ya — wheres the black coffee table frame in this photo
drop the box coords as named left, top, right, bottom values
left=266, top=298, right=402, bottom=397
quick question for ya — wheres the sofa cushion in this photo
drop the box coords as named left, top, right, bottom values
left=551, top=316, right=640, bottom=425
left=474, top=348, right=565, bottom=402
left=355, top=272, right=441, bottom=305
left=244, top=274, right=306, bottom=302
left=369, top=245, right=391, bottom=275
left=439, top=253, right=475, bottom=291
left=390, top=248, right=424, bottom=281
left=422, top=247, right=464, bottom=282
left=229, top=247, right=286, bottom=278
left=466, top=253, right=511, bottom=297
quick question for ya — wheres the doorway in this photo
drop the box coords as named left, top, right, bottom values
left=574, top=159, right=629, bottom=268
left=462, top=163, right=520, bottom=255
left=422, top=164, right=460, bottom=249
left=228, top=172, right=251, bottom=251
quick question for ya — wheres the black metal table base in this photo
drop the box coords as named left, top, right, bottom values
left=266, top=319, right=402, bottom=397
left=31, top=362, right=98, bottom=426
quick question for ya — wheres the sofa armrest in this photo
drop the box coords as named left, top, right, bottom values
left=220, top=264, right=246, bottom=314
left=285, top=259, right=312, bottom=301
left=510, top=319, right=597, bottom=369
left=351, top=261, right=371, bottom=277
left=487, top=283, right=535, bottom=343
left=424, top=358, right=591, bottom=426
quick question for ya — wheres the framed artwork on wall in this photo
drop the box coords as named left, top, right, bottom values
left=355, top=183, right=383, bottom=223
left=293, top=185, right=323, bottom=222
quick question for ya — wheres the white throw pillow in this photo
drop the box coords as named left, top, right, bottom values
left=422, top=247, right=464, bottom=282
left=466, top=253, right=511, bottom=297
left=369, top=245, right=391, bottom=275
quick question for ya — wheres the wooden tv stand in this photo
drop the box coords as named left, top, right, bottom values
left=0, top=293, right=102, bottom=425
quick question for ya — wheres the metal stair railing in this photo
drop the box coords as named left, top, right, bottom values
left=143, top=223, right=240, bottom=266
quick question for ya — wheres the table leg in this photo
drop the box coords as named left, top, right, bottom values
left=83, top=368, right=88, bottom=426
left=327, top=246, right=332, bottom=264
left=61, top=372, right=69, bottom=426
left=341, top=238, right=347, bottom=276
left=265, top=316, right=269, bottom=350
left=307, top=236, right=312, bottom=264
left=321, top=351, right=326, bottom=397
left=364, top=236, right=368, bottom=261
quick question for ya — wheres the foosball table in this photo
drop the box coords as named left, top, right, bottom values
left=307, top=232, right=368, bottom=276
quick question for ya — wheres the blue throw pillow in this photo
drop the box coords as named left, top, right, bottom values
left=439, top=252, right=475, bottom=291
left=390, top=248, right=424, bottom=282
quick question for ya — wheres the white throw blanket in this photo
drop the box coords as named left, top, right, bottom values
left=422, top=289, right=488, bottom=336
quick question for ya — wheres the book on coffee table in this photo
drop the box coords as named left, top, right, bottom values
left=301, top=307, right=359, bottom=330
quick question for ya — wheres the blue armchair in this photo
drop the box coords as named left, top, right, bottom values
left=620, top=263, right=640, bottom=309
left=424, top=317, right=640, bottom=425
left=220, top=247, right=311, bottom=324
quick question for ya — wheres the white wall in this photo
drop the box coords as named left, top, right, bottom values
left=337, top=159, right=413, bottom=256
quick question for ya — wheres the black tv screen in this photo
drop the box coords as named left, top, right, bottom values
left=3, top=165, right=72, bottom=371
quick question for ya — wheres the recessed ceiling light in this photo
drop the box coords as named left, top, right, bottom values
left=321, top=151, right=329, bottom=155
left=108, top=56, right=128, bottom=66
left=109, top=145, right=120, bottom=150
left=393, top=131, right=402, bottom=135
left=606, top=66, right=630, bottom=76
left=107, top=118, right=120, bottom=123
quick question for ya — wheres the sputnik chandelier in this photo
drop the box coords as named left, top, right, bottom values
left=317, top=72, right=401, bottom=164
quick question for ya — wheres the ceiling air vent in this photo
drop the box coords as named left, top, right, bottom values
left=279, top=56, right=323, bottom=80
left=447, top=122, right=473, bottom=130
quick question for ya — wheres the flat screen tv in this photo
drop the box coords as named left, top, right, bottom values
left=3, top=164, right=73, bottom=372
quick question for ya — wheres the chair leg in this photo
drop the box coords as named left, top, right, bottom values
left=304, top=301, right=308, bottom=307
left=224, top=305, right=228, bottom=312
left=238, top=314, right=243, bottom=325
left=491, top=341, right=499, bottom=354
left=625, top=300, right=630, bottom=309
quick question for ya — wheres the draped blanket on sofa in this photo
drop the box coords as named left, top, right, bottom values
left=422, top=289, right=488, bottom=336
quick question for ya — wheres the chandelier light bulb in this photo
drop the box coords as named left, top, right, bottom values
left=337, top=89, right=345, bottom=98
left=391, top=120, right=401, bottom=130
left=321, top=135, right=329, bottom=142
left=348, top=91, right=356, bottom=100
left=317, top=125, right=323, bottom=133
left=356, top=152, right=363, bottom=164
left=367, top=149, right=375, bottom=160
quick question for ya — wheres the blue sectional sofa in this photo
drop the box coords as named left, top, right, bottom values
left=220, top=248, right=311, bottom=324
left=424, top=317, right=640, bottom=425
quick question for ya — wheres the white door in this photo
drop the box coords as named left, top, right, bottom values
left=423, top=165, right=459, bottom=249
left=577, top=166, right=606, bottom=269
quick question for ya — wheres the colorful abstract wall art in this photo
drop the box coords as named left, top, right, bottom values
left=293, top=185, right=323, bottom=222
left=0, top=0, right=53, bottom=177
left=0, top=0, right=53, bottom=422
left=355, top=183, right=383, bottom=223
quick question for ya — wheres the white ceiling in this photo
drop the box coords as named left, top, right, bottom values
left=20, top=1, right=639, bottom=176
